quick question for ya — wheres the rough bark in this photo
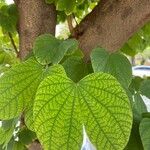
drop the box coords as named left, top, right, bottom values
left=74, top=0, right=150, bottom=60
left=13, top=1, right=57, bottom=150
left=15, top=0, right=57, bottom=59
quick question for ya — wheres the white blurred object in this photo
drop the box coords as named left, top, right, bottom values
left=142, top=95, right=150, bottom=112
left=132, top=66, right=150, bottom=77
left=6, top=0, right=14, bottom=4
left=81, top=126, right=96, bottom=150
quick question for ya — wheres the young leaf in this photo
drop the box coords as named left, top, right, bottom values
left=0, top=58, right=44, bottom=120
left=34, top=71, right=132, bottom=150
left=140, top=118, right=150, bottom=150
left=91, top=47, right=132, bottom=87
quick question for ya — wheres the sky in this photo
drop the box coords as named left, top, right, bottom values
left=6, top=0, right=13, bottom=4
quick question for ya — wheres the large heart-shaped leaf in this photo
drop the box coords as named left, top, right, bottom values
left=0, top=58, right=44, bottom=120
left=91, top=47, right=132, bottom=87
left=33, top=68, right=132, bottom=150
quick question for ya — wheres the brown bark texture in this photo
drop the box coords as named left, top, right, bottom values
left=15, top=0, right=57, bottom=59
left=13, top=0, right=57, bottom=149
left=75, top=0, right=150, bottom=60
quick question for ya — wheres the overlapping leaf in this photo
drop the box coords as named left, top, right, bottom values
left=62, top=56, right=88, bottom=82
left=46, top=0, right=85, bottom=14
left=33, top=34, right=78, bottom=65
left=91, top=47, right=132, bottom=87
left=0, top=58, right=44, bottom=120
left=34, top=68, right=132, bottom=150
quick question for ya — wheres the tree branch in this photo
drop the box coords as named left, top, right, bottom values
left=8, top=32, right=19, bottom=56
left=74, top=0, right=150, bottom=60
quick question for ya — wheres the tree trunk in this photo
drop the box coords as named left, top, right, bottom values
left=14, top=0, right=57, bottom=149
left=75, top=0, right=150, bottom=60
left=15, top=0, right=57, bottom=59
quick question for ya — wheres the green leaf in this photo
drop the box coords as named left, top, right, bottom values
left=33, top=34, right=78, bottom=65
left=24, top=64, right=66, bottom=131
left=125, top=121, right=143, bottom=150
left=0, top=127, right=14, bottom=146
left=140, top=118, right=150, bottom=150
left=120, top=43, right=137, bottom=57
left=62, top=56, right=88, bottom=82
left=18, top=128, right=36, bottom=145
left=24, top=103, right=35, bottom=131
left=2, top=118, right=18, bottom=130
left=139, top=79, right=150, bottom=99
left=12, top=142, right=27, bottom=150
left=132, top=93, right=147, bottom=122
left=142, top=112, right=150, bottom=119
left=0, top=4, right=18, bottom=32
left=34, top=71, right=132, bottom=149
left=0, top=58, right=44, bottom=120
left=129, top=77, right=143, bottom=94
left=57, top=0, right=76, bottom=15
left=91, top=47, right=132, bottom=87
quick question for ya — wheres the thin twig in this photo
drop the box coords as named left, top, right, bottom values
left=8, top=32, right=19, bottom=56
left=67, top=15, right=74, bottom=34
left=72, top=13, right=78, bottom=26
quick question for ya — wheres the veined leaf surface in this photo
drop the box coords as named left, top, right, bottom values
left=34, top=70, right=132, bottom=150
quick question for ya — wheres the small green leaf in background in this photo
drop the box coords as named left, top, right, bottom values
left=91, top=47, right=132, bottom=87
left=0, top=58, right=44, bottom=120
left=56, top=0, right=76, bottom=15
left=0, top=127, right=14, bottom=147
left=139, top=79, right=150, bottom=99
left=0, top=4, right=18, bottom=33
left=120, top=43, right=137, bottom=57
left=125, top=122, right=143, bottom=150
left=62, top=56, right=88, bottom=82
left=132, top=93, right=147, bottom=122
left=129, top=77, right=143, bottom=94
left=18, top=127, right=36, bottom=145
left=33, top=34, right=78, bottom=65
left=125, top=93, right=146, bottom=150
left=2, top=118, right=18, bottom=130
left=33, top=69, right=132, bottom=150
left=12, top=142, right=27, bottom=150
left=140, top=118, right=150, bottom=150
